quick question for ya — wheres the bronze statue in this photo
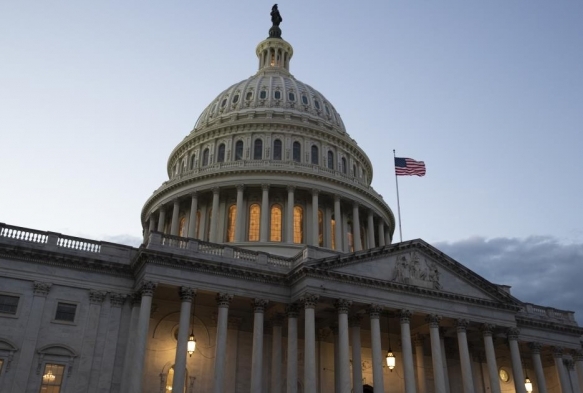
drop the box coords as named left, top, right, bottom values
left=271, top=4, right=282, bottom=27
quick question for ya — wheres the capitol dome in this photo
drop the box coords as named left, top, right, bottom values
left=141, top=22, right=395, bottom=256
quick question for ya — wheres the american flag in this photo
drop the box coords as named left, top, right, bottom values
left=394, top=157, right=426, bottom=176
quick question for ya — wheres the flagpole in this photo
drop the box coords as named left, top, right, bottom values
left=393, top=149, right=403, bottom=243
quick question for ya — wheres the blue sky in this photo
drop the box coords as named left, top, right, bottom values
left=1, top=2, right=582, bottom=319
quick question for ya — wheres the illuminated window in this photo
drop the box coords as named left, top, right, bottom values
left=327, top=151, right=334, bottom=170
left=293, top=142, right=301, bottom=162
left=347, top=221, right=354, bottom=252
left=293, top=206, right=304, bottom=244
left=270, top=204, right=283, bottom=242
left=202, top=149, right=209, bottom=167
left=311, top=145, right=319, bottom=165
left=195, top=210, right=201, bottom=239
left=227, top=205, right=237, bottom=242
left=331, top=218, right=336, bottom=250
left=318, top=209, right=324, bottom=247
left=341, top=157, right=347, bottom=174
left=206, top=208, right=212, bottom=241
left=165, top=366, right=187, bottom=393
left=217, top=144, right=225, bottom=163
left=178, top=217, right=187, bottom=237
left=254, top=139, right=263, bottom=160
left=273, top=139, right=282, bottom=160
left=39, top=363, right=65, bottom=393
left=248, top=204, right=261, bottom=241
left=235, top=141, right=244, bottom=161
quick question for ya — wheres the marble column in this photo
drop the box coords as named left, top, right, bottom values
left=97, top=293, right=127, bottom=393
left=529, top=342, right=548, bottom=393
left=260, top=184, right=270, bottom=242
left=368, top=305, right=385, bottom=392
left=250, top=299, right=269, bottom=392
left=311, top=189, right=319, bottom=246
left=147, top=217, right=156, bottom=240
left=302, top=294, right=319, bottom=393
left=352, top=203, right=362, bottom=251
left=574, top=350, right=583, bottom=393
left=426, top=314, right=446, bottom=393
left=271, top=314, right=284, bottom=393
left=367, top=210, right=375, bottom=248
left=213, top=293, right=233, bottom=393
left=286, top=304, right=300, bottom=393
left=209, top=187, right=220, bottom=242
left=413, top=333, right=427, bottom=393
left=129, top=281, right=157, bottom=393
left=157, top=206, right=166, bottom=232
left=286, top=186, right=295, bottom=243
left=507, top=329, right=526, bottom=393
left=234, top=184, right=245, bottom=242
left=119, top=292, right=141, bottom=393
left=172, top=287, right=195, bottom=393
left=334, top=195, right=342, bottom=251
left=566, top=359, right=581, bottom=393
left=439, top=329, right=451, bottom=393
left=456, top=319, right=475, bottom=393
left=187, top=192, right=198, bottom=238
left=482, top=324, right=502, bottom=393
left=171, top=199, right=180, bottom=236
left=349, top=316, right=363, bottom=393
left=399, top=310, right=417, bottom=393
left=385, top=230, right=391, bottom=246
left=378, top=221, right=385, bottom=247
left=553, top=347, right=572, bottom=393
left=335, top=299, right=352, bottom=393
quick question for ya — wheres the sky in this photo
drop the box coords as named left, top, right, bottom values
left=1, top=1, right=582, bottom=322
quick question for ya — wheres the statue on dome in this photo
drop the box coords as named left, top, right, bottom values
left=271, top=4, right=283, bottom=27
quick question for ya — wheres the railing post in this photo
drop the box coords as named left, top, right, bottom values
left=187, top=239, right=199, bottom=251
left=46, top=232, right=60, bottom=249
left=146, top=232, right=162, bottom=249
left=223, top=247, right=234, bottom=258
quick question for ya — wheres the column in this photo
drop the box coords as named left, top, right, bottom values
left=368, top=304, right=385, bottom=392
left=170, top=199, right=180, bottom=236
left=271, top=314, right=284, bottom=393
left=335, top=299, right=352, bottom=393
left=213, top=293, right=233, bottom=393
left=234, top=184, right=245, bottom=242
left=311, top=189, right=319, bottom=246
left=187, top=192, right=198, bottom=238
left=342, top=212, right=350, bottom=252
left=349, top=316, right=363, bottom=393
left=172, top=287, right=195, bottom=393
left=302, top=294, right=319, bottom=393
left=426, top=314, right=446, bottom=393
left=118, top=293, right=141, bottom=393
left=528, top=342, right=548, bottom=393
left=96, top=293, right=126, bottom=393
left=157, top=206, right=166, bottom=232
left=553, top=347, right=571, bottom=393
left=385, top=230, right=391, bottom=245
left=352, top=203, right=362, bottom=251
left=209, top=187, right=220, bottom=242
left=334, top=195, right=342, bottom=251
left=367, top=210, right=375, bottom=249
left=439, top=328, right=451, bottom=393
left=378, top=221, right=385, bottom=247
left=251, top=299, right=269, bottom=392
left=566, top=360, right=581, bottom=393
left=574, top=350, right=583, bottom=393
left=260, top=184, right=270, bottom=242
left=147, top=217, right=156, bottom=239
left=286, top=304, right=300, bottom=393
left=286, top=186, right=295, bottom=243
left=413, top=334, right=427, bottom=393
left=482, top=324, right=502, bottom=393
left=332, top=324, right=340, bottom=393
left=507, top=329, right=526, bottom=393
left=129, top=281, right=157, bottom=393
left=399, top=310, right=417, bottom=393
left=9, top=282, right=52, bottom=393
left=324, top=206, right=332, bottom=248
left=456, top=319, right=475, bottom=393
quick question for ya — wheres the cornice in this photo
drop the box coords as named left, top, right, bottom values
left=516, top=316, right=583, bottom=336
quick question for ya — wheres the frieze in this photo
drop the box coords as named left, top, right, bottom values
left=392, top=251, right=441, bottom=290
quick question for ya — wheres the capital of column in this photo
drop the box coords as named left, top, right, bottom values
left=190, top=191, right=198, bottom=198
left=179, top=287, right=196, bottom=302
left=506, top=327, right=520, bottom=341
left=271, top=313, right=284, bottom=327
left=573, top=349, right=583, bottom=362
left=367, top=304, right=383, bottom=319
left=109, top=293, right=127, bottom=308
left=333, top=194, right=341, bottom=203
left=412, top=333, right=426, bottom=346
left=216, top=293, right=233, bottom=308
left=352, top=201, right=359, bottom=209
left=456, top=318, right=470, bottom=333
left=212, top=187, right=220, bottom=195
left=334, top=299, right=352, bottom=314
left=425, top=314, right=442, bottom=328
left=311, top=188, right=319, bottom=196
left=348, top=315, right=362, bottom=327
left=33, top=281, right=52, bottom=297
left=287, top=185, right=296, bottom=193
left=252, top=298, right=269, bottom=313
left=261, top=184, right=270, bottom=191
left=236, top=184, right=245, bottom=192
left=480, top=323, right=495, bottom=337
left=285, top=303, right=300, bottom=318
left=399, top=309, right=412, bottom=324
left=89, top=290, right=107, bottom=304
left=301, top=293, right=319, bottom=309
left=139, top=281, right=158, bottom=297
left=552, top=346, right=564, bottom=358
left=528, top=342, right=543, bottom=354
left=564, top=359, right=575, bottom=370
left=130, top=292, right=142, bottom=307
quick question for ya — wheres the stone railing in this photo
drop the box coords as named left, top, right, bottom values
left=0, top=224, right=48, bottom=244
left=520, top=302, right=577, bottom=325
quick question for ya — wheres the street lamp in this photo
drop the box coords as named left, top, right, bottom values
left=385, top=315, right=396, bottom=371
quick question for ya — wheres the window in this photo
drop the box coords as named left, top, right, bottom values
left=245, top=91, right=253, bottom=100
left=253, top=139, right=263, bottom=160
left=217, top=144, right=225, bottom=163
left=301, top=95, right=308, bottom=105
left=293, top=142, right=301, bottom=162
left=227, top=205, right=236, bottom=243
left=0, top=294, right=19, bottom=315
left=327, top=151, right=334, bottom=170
left=232, top=94, right=239, bottom=104
left=288, top=92, right=295, bottom=101
left=273, top=139, right=282, bottom=160
left=260, top=90, right=267, bottom=99
left=353, top=164, right=357, bottom=177
left=311, top=145, right=319, bottom=165
left=248, top=204, right=261, bottom=241
left=55, top=303, right=76, bottom=322
left=221, top=98, right=227, bottom=107
left=293, top=206, right=303, bottom=244
left=235, top=141, right=244, bottom=161
left=325, top=105, right=331, bottom=116
left=341, top=157, right=347, bottom=174
left=178, top=217, right=187, bottom=237
left=202, top=148, right=210, bottom=167
left=331, top=218, right=336, bottom=250
left=190, top=154, right=196, bottom=169
left=274, top=90, right=281, bottom=99
left=270, top=204, right=282, bottom=242
left=314, top=100, right=321, bottom=110
left=318, top=209, right=324, bottom=247
left=40, top=363, right=65, bottom=393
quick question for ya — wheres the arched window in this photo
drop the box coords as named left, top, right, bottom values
left=217, top=143, right=225, bottom=163
left=235, top=141, right=244, bottom=161
left=327, top=151, right=334, bottom=170
left=178, top=217, right=187, bottom=237
left=347, top=220, right=354, bottom=252
left=254, top=139, right=263, bottom=160
left=270, top=204, right=283, bottom=242
left=318, top=209, right=324, bottom=247
left=248, top=204, right=261, bottom=241
left=273, top=139, right=282, bottom=160
left=341, top=157, right=347, bottom=174
left=293, top=142, right=301, bottom=162
left=311, top=145, right=319, bottom=165
left=202, top=148, right=210, bottom=167
left=226, top=205, right=236, bottom=242
left=190, top=154, right=196, bottom=169
left=165, top=366, right=187, bottom=393
left=353, top=164, right=357, bottom=177
left=331, top=217, right=336, bottom=250
left=293, top=206, right=303, bottom=244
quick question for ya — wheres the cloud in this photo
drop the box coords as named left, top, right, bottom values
left=102, top=234, right=143, bottom=247
left=433, top=236, right=583, bottom=325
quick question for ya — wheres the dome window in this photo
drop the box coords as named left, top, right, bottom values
left=253, top=139, right=263, bottom=160
left=314, top=100, right=321, bottom=110
left=311, top=145, right=319, bottom=165
left=235, top=141, right=244, bottom=161
left=327, top=151, right=334, bottom=170
left=273, top=139, right=282, bottom=160
left=325, top=105, right=330, bottom=116
left=293, top=141, right=301, bottom=162
left=274, top=90, right=281, bottom=100
left=221, top=98, right=227, bottom=107
left=202, top=148, right=210, bottom=167
left=342, top=157, right=347, bottom=174
left=232, top=94, right=239, bottom=104
left=301, top=95, right=308, bottom=105
left=246, top=91, right=253, bottom=100
left=288, top=92, right=295, bottom=101
left=217, top=144, right=226, bottom=163
left=260, top=90, right=267, bottom=99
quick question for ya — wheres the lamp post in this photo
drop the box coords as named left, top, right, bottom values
left=386, top=314, right=396, bottom=371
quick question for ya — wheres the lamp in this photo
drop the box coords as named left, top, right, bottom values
left=524, top=376, right=533, bottom=392
left=43, top=369, right=56, bottom=383
left=187, top=299, right=196, bottom=356
left=385, top=314, right=396, bottom=371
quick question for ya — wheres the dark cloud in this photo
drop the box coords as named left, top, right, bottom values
left=433, top=236, right=583, bottom=325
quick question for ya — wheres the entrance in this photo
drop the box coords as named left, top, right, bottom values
left=363, top=385, right=374, bottom=393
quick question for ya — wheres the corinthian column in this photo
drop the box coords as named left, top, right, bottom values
left=352, top=203, right=362, bottom=251
left=235, top=184, right=245, bottom=242
left=413, top=333, right=427, bottom=393
left=157, top=206, right=166, bottom=232
left=400, top=310, right=417, bottom=393
left=286, top=186, right=295, bottom=243
left=260, top=184, right=270, bottom=242
left=333, top=195, right=342, bottom=251
left=335, top=299, right=352, bottom=393
left=187, top=192, right=198, bottom=238
left=271, top=314, right=284, bottom=393
left=378, top=221, right=385, bottom=247
left=482, top=324, right=501, bottom=393
left=368, top=305, right=385, bottom=392
left=426, top=314, right=446, bottom=393
left=251, top=299, right=269, bottom=392
left=528, top=342, right=548, bottom=393
left=552, top=347, right=571, bottom=393
left=301, top=294, right=319, bottom=393
left=170, top=199, right=180, bottom=236
left=213, top=293, right=233, bottom=393
left=367, top=210, right=375, bottom=248
left=456, top=319, right=475, bottom=393
left=209, top=187, right=220, bottom=242
left=349, top=316, right=363, bottom=393
left=507, top=329, right=526, bottom=393
left=286, top=304, right=300, bottom=393
left=574, top=350, right=583, bottom=393
left=172, top=287, right=195, bottom=393
left=565, top=359, right=581, bottom=393
left=130, top=281, right=157, bottom=393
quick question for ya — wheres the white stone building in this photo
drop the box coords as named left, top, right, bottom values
left=1, top=9, right=582, bottom=393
